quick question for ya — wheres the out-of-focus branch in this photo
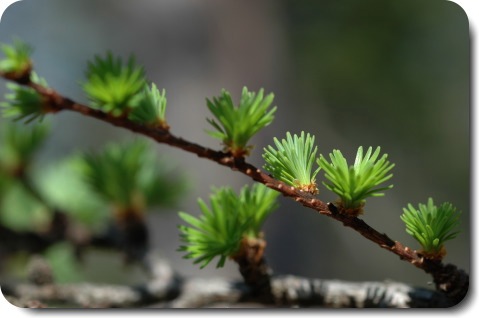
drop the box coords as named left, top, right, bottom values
left=269, top=275, right=454, bottom=308
left=0, top=212, right=71, bottom=259
left=2, top=255, right=454, bottom=308
left=2, top=253, right=181, bottom=308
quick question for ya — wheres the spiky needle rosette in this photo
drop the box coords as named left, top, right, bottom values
left=128, top=83, right=169, bottom=129
left=178, top=184, right=279, bottom=269
left=0, top=39, right=33, bottom=80
left=206, top=86, right=276, bottom=157
left=318, top=146, right=394, bottom=215
left=1, top=72, right=53, bottom=123
left=78, top=141, right=186, bottom=217
left=82, top=52, right=146, bottom=116
left=401, top=198, right=461, bottom=260
left=263, top=131, right=320, bottom=194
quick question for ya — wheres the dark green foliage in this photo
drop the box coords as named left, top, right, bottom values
left=0, top=122, right=49, bottom=171
left=77, top=140, right=186, bottom=213
left=0, top=122, right=51, bottom=231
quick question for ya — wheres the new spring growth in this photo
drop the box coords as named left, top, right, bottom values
left=1, top=72, right=54, bottom=123
left=401, top=198, right=461, bottom=260
left=178, top=184, right=279, bottom=269
left=82, top=52, right=146, bottom=116
left=128, top=83, right=169, bottom=129
left=78, top=141, right=186, bottom=220
left=263, top=131, right=320, bottom=194
left=206, top=87, right=276, bottom=157
left=318, top=146, right=394, bottom=216
left=0, top=39, right=33, bottom=81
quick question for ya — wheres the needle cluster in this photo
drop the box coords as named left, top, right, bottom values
left=401, top=198, right=461, bottom=260
left=206, top=87, right=276, bottom=157
left=178, top=184, right=279, bottom=268
left=318, top=146, right=394, bottom=215
left=263, top=131, right=320, bottom=194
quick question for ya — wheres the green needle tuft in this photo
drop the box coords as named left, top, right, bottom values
left=318, top=146, right=394, bottom=215
left=206, top=87, right=276, bottom=157
left=401, top=198, right=461, bottom=260
left=263, top=131, right=320, bottom=194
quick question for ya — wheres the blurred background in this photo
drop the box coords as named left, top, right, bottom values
left=0, top=0, right=469, bottom=290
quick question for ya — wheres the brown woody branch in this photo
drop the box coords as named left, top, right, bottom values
left=0, top=73, right=468, bottom=303
left=231, top=236, right=273, bottom=303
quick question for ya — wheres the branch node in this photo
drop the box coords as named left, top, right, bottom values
left=327, top=202, right=339, bottom=214
left=220, top=156, right=234, bottom=165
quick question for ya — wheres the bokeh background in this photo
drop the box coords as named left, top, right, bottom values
left=0, top=0, right=469, bottom=290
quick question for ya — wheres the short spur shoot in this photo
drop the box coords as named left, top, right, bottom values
left=318, top=146, right=394, bottom=216
left=262, top=131, right=320, bottom=194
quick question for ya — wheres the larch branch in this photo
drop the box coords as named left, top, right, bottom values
left=0, top=73, right=468, bottom=303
